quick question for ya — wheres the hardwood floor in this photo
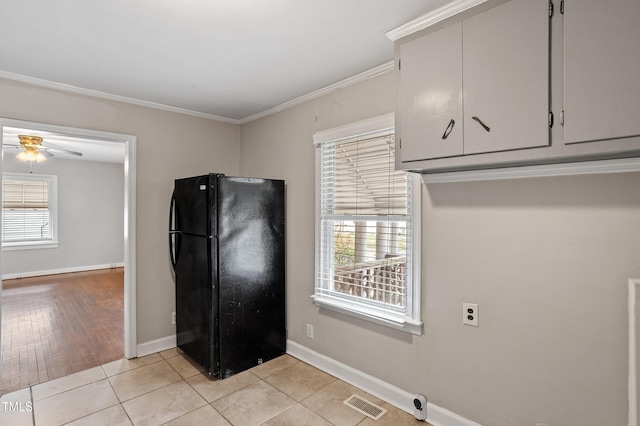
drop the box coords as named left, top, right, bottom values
left=0, top=268, right=124, bottom=395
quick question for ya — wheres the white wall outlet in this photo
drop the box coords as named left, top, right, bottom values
left=463, top=303, right=478, bottom=327
left=306, top=323, right=314, bottom=339
left=171, top=311, right=176, bottom=325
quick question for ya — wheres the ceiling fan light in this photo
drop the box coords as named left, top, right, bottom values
left=16, top=147, right=46, bottom=162
left=17, top=150, right=32, bottom=162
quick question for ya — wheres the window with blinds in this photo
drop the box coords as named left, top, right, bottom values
left=2, top=173, right=57, bottom=247
left=313, top=115, right=421, bottom=334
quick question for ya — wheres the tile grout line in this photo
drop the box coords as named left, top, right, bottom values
left=31, top=367, right=107, bottom=403
left=104, top=357, right=165, bottom=380
left=111, top=363, right=182, bottom=405
left=178, top=377, right=212, bottom=423
left=179, top=364, right=247, bottom=425
left=43, top=356, right=180, bottom=426
left=29, top=386, right=36, bottom=426
left=32, top=356, right=174, bottom=425
left=102, top=368, right=134, bottom=426
left=17, top=352, right=412, bottom=426
left=154, top=351, right=213, bottom=424
left=296, top=378, right=343, bottom=426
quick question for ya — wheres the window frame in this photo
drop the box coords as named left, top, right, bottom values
left=2, top=172, right=59, bottom=251
left=312, top=113, right=422, bottom=335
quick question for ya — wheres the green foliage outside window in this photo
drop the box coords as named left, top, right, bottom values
left=333, top=223, right=355, bottom=266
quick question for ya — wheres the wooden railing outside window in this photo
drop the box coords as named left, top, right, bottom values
left=333, top=256, right=406, bottom=307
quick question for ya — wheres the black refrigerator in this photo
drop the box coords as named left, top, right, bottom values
left=169, top=173, right=286, bottom=379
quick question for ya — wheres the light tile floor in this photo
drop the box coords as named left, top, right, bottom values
left=0, top=349, right=427, bottom=426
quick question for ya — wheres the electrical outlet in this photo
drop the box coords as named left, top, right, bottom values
left=463, top=303, right=478, bottom=327
left=171, top=312, right=176, bottom=325
left=306, top=323, right=314, bottom=339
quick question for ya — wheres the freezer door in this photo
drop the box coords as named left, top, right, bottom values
left=173, top=173, right=220, bottom=375
left=173, top=175, right=211, bottom=237
left=175, top=233, right=214, bottom=372
left=217, top=177, right=286, bottom=378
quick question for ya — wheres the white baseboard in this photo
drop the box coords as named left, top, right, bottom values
left=1, top=262, right=125, bottom=280
left=136, top=334, right=176, bottom=358
left=286, top=340, right=480, bottom=426
left=133, top=336, right=479, bottom=425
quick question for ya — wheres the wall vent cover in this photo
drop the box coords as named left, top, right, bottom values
left=343, top=394, right=387, bottom=420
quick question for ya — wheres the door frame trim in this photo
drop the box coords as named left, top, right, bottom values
left=0, top=118, right=137, bottom=359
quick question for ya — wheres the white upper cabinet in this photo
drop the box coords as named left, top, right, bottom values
left=392, top=0, right=640, bottom=176
left=397, top=0, right=550, bottom=164
left=399, top=23, right=463, bottom=161
left=463, top=0, right=549, bottom=154
left=564, top=0, right=640, bottom=144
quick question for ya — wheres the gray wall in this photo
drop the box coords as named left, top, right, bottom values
left=0, top=77, right=241, bottom=344
left=239, top=71, right=640, bottom=425
left=2, top=154, right=124, bottom=277
left=2, top=69, right=640, bottom=425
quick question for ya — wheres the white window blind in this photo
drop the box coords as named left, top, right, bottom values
left=2, top=173, right=57, bottom=247
left=313, top=115, right=421, bottom=334
left=322, top=131, right=408, bottom=217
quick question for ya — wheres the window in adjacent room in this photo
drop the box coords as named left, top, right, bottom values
left=312, top=113, right=422, bottom=335
left=2, top=173, right=58, bottom=250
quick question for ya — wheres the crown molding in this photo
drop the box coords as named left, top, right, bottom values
left=239, top=62, right=394, bottom=124
left=386, top=0, right=490, bottom=41
left=0, top=70, right=241, bottom=124
left=1, top=62, right=394, bottom=126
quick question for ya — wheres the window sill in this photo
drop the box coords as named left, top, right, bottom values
left=311, top=293, right=423, bottom=336
left=2, top=241, right=59, bottom=251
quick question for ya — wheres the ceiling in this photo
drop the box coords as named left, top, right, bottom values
left=0, top=0, right=452, bottom=123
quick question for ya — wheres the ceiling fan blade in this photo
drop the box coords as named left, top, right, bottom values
left=43, top=143, right=83, bottom=156
left=41, top=150, right=55, bottom=158
left=2, top=144, right=21, bottom=150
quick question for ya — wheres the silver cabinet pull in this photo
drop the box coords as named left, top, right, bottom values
left=471, top=116, right=490, bottom=132
left=441, top=119, right=455, bottom=139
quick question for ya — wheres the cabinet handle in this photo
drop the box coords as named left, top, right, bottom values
left=441, top=119, right=455, bottom=140
left=471, top=116, right=491, bottom=132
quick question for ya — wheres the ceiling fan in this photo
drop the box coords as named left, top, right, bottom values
left=3, top=135, right=83, bottom=162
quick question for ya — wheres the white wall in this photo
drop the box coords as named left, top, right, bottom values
left=0, top=77, right=241, bottom=344
left=239, top=71, right=640, bottom=426
left=2, top=153, right=124, bottom=278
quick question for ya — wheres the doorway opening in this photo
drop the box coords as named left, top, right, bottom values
left=0, top=119, right=136, bottom=392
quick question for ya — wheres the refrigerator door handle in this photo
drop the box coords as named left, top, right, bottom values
left=169, top=190, right=178, bottom=273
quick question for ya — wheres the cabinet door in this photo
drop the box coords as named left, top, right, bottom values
left=564, top=0, right=640, bottom=144
left=398, top=23, right=463, bottom=162
left=463, top=0, right=550, bottom=154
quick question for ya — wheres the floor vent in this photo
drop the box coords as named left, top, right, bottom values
left=343, top=394, right=387, bottom=420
